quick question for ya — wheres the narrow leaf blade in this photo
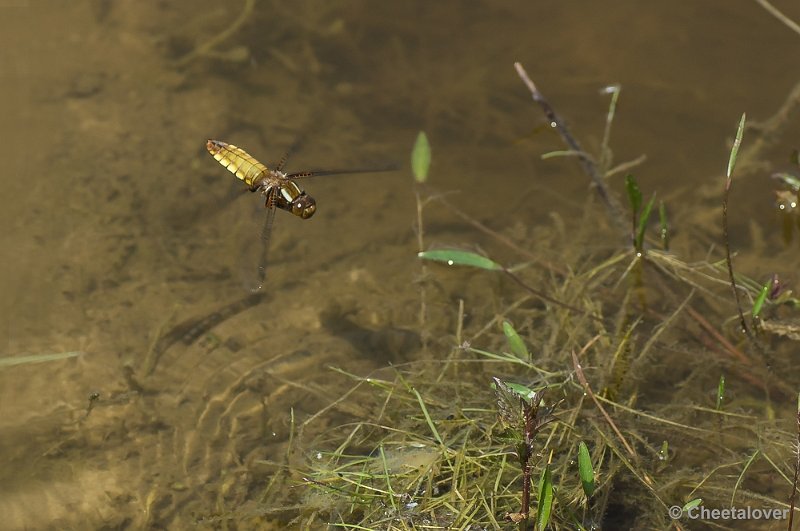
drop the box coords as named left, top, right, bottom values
left=577, top=441, right=595, bottom=498
left=536, top=464, right=554, bottom=530
left=635, top=193, right=657, bottom=251
left=418, top=249, right=502, bottom=271
left=726, top=113, right=746, bottom=178
left=624, top=174, right=642, bottom=215
left=751, top=279, right=770, bottom=318
left=0, top=351, right=83, bottom=368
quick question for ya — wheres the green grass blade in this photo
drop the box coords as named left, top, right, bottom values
left=727, top=113, right=746, bottom=178
left=502, top=320, right=529, bottom=360
left=0, top=351, right=82, bottom=368
left=411, top=131, right=431, bottom=183
left=598, top=84, right=621, bottom=175
left=731, top=449, right=760, bottom=506
left=658, top=200, right=669, bottom=251
left=577, top=442, right=595, bottom=498
left=751, top=279, right=771, bottom=318
left=536, top=464, right=554, bottom=530
left=412, top=387, right=444, bottom=448
left=468, top=347, right=532, bottom=366
left=635, top=193, right=657, bottom=251
left=378, top=445, right=398, bottom=511
left=417, top=249, right=502, bottom=271
left=716, top=375, right=726, bottom=411
left=624, top=174, right=642, bottom=216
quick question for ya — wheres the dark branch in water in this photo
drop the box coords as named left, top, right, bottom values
left=514, top=62, right=626, bottom=235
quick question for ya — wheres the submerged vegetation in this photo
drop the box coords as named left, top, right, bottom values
left=243, top=64, right=800, bottom=529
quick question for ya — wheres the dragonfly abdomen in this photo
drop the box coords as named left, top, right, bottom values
left=206, top=139, right=269, bottom=188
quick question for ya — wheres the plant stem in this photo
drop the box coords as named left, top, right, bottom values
left=415, top=187, right=429, bottom=349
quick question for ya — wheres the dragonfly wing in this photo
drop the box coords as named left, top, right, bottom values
left=284, top=164, right=399, bottom=179
left=234, top=188, right=277, bottom=293
left=252, top=199, right=277, bottom=292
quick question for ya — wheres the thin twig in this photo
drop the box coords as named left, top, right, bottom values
left=415, top=187, right=429, bottom=349
left=571, top=335, right=636, bottom=458
left=514, top=62, right=626, bottom=234
left=753, top=0, right=800, bottom=38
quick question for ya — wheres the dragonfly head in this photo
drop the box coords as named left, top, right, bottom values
left=292, top=194, right=316, bottom=219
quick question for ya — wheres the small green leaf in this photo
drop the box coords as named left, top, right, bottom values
left=536, top=464, right=554, bottom=530
left=716, top=375, right=725, bottom=411
left=491, top=378, right=537, bottom=406
left=624, top=174, right=642, bottom=216
left=683, top=498, right=702, bottom=512
left=505, top=381, right=537, bottom=401
left=635, top=193, right=657, bottom=252
left=751, top=279, right=771, bottom=319
left=658, top=200, right=669, bottom=251
left=727, top=113, right=746, bottom=178
left=411, top=131, right=431, bottom=183
left=417, top=249, right=502, bottom=271
left=502, top=320, right=529, bottom=360
left=577, top=441, right=595, bottom=498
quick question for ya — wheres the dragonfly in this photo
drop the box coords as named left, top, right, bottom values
left=206, top=139, right=391, bottom=290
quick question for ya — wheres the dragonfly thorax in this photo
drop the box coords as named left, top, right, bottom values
left=269, top=180, right=317, bottom=219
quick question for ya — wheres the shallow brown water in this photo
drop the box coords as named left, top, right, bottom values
left=1, top=1, right=800, bottom=528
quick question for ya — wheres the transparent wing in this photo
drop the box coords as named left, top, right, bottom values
left=285, top=164, right=398, bottom=179
left=232, top=187, right=278, bottom=293
left=251, top=199, right=276, bottom=292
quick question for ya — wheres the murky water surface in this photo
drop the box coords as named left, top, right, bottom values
left=1, top=1, right=800, bottom=528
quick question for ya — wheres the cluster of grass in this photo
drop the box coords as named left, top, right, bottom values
left=250, top=67, right=800, bottom=530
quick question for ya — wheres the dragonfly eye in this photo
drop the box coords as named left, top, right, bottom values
left=292, top=195, right=316, bottom=219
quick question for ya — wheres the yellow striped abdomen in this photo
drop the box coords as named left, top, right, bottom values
left=206, top=140, right=269, bottom=188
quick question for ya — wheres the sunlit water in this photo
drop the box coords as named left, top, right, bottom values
left=1, top=1, right=800, bottom=527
